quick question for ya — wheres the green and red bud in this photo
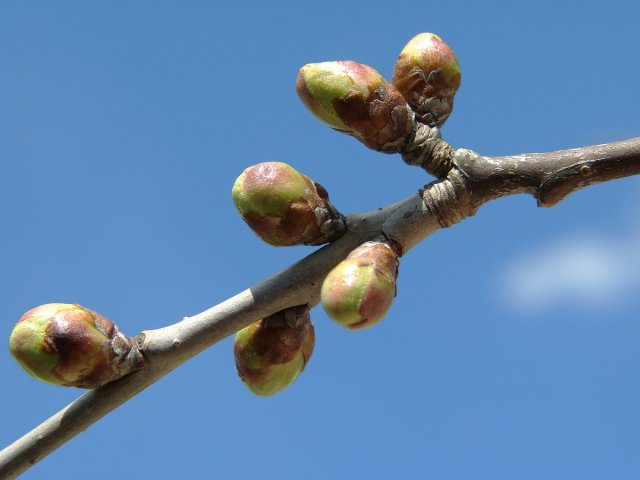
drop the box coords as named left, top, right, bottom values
left=9, top=303, right=144, bottom=388
left=232, top=161, right=344, bottom=246
left=234, top=305, right=315, bottom=397
left=321, top=241, right=399, bottom=330
left=392, top=33, right=461, bottom=128
left=296, top=60, right=414, bottom=153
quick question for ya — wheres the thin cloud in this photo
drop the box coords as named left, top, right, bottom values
left=498, top=234, right=640, bottom=313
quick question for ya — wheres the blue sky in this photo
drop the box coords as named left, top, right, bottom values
left=2, top=1, right=640, bottom=479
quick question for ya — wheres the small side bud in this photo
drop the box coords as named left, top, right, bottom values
left=392, top=33, right=461, bottom=128
left=321, top=241, right=399, bottom=330
left=234, top=306, right=315, bottom=396
left=9, top=303, right=144, bottom=388
left=232, top=161, right=344, bottom=246
left=296, top=61, right=414, bottom=153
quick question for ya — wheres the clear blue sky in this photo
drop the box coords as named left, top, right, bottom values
left=2, top=1, right=640, bottom=479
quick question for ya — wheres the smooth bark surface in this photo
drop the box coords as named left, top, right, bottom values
left=2, top=136, right=639, bottom=479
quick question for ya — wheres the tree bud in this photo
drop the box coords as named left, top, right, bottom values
left=234, top=306, right=315, bottom=396
left=232, top=161, right=344, bottom=246
left=9, top=303, right=144, bottom=388
left=392, top=33, right=461, bottom=128
left=296, top=60, right=414, bottom=152
left=321, top=241, right=399, bottom=330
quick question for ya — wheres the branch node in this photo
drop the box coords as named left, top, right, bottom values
left=402, top=123, right=454, bottom=177
left=135, top=333, right=147, bottom=350
left=420, top=170, right=475, bottom=228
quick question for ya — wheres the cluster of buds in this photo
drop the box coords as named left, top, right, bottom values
left=392, top=33, right=461, bottom=128
left=9, top=33, right=453, bottom=397
left=9, top=303, right=144, bottom=388
left=232, top=162, right=344, bottom=247
left=321, top=241, right=400, bottom=330
left=234, top=306, right=315, bottom=396
left=296, top=33, right=460, bottom=151
left=296, top=61, right=414, bottom=153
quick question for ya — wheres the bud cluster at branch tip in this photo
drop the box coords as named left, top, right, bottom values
left=321, top=241, right=400, bottom=330
left=9, top=303, right=145, bottom=388
left=232, top=161, right=344, bottom=246
left=296, top=61, right=414, bottom=153
left=392, top=33, right=461, bottom=128
left=234, top=305, right=315, bottom=396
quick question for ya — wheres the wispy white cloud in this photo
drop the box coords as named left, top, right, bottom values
left=498, top=232, right=640, bottom=313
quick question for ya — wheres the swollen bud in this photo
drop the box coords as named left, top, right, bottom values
left=9, top=303, right=144, bottom=388
left=232, top=161, right=344, bottom=246
left=234, top=306, right=315, bottom=396
left=392, top=33, right=461, bottom=128
left=296, top=60, right=414, bottom=152
left=321, top=241, right=399, bottom=330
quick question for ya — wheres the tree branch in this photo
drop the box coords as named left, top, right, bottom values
left=2, top=136, right=639, bottom=478
left=454, top=137, right=640, bottom=208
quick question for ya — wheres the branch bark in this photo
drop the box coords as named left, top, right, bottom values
left=2, top=135, right=639, bottom=479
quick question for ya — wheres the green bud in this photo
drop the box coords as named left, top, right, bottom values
left=392, top=33, right=461, bottom=128
left=321, top=241, right=399, bottom=330
left=234, top=306, right=315, bottom=396
left=296, top=60, right=414, bottom=153
left=9, top=303, right=144, bottom=388
left=232, top=161, right=344, bottom=246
